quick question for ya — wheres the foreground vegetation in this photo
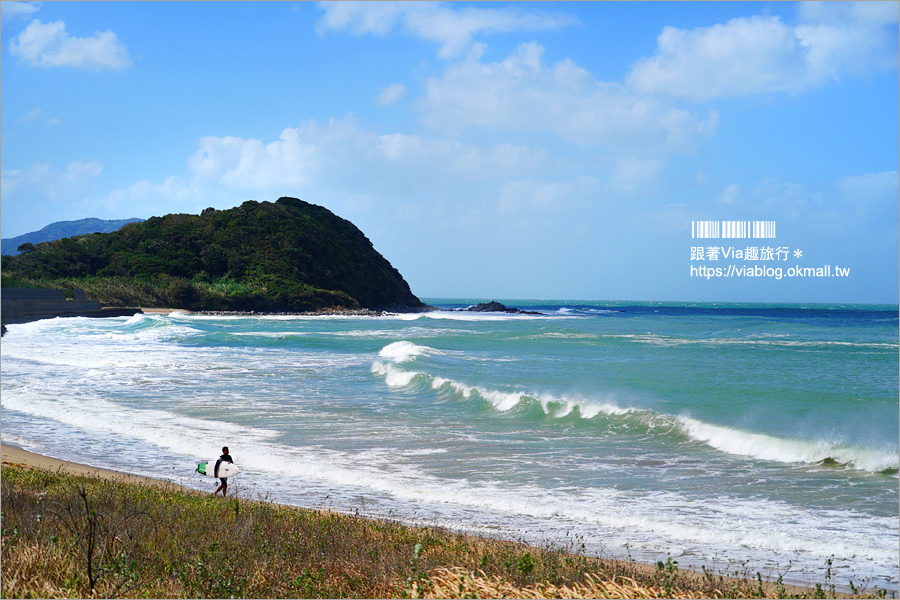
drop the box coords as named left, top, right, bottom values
left=0, top=197, right=423, bottom=312
left=1, top=465, right=883, bottom=599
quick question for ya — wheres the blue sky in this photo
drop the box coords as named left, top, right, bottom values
left=2, top=1, right=898, bottom=304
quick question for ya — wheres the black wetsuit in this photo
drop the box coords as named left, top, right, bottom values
left=214, top=453, right=233, bottom=483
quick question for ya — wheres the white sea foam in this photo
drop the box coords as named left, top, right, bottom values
left=619, top=333, right=898, bottom=350
left=371, top=341, right=434, bottom=386
left=325, top=327, right=469, bottom=339
left=677, top=416, right=899, bottom=472
left=371, top=362, right=420, bottom=387
left=230, top=331, right=309, bottom=338
left=376, top=346, right=641, bottom=419
left=427, top=376, right=526, bottom=411
left=479, top=388, right=526, bottom=411
left=531, top=332, right=600, bottom=340
left=378, top=340, right=437, bottom=362
left=392, top=311, right=554, bottom=322
left=538, top=395, right=636, bottom=419
left=6, top=379, right=895, bottom=570
left=1, top=324, right=197, bottom=370
left=229, top=439, right=899, bottom=572
left=373, top=341, right=644, bottom=417
left=1, top=388, right=280, bottom=461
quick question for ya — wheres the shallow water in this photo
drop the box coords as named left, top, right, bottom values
left=2, top=300, right=897, bottom=591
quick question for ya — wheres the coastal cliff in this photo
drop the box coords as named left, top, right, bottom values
left=0, top=197, right=425, bottom=313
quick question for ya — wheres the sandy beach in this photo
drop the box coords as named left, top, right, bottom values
left=1, top=443, right=182, bottom=491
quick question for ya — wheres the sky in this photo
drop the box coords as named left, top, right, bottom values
left=1, top=1, right=898, bottom=304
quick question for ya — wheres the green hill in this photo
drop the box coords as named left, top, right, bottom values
left=0, top=197, right=424, bottom=312
left=1, top=218, right=144, bottom=256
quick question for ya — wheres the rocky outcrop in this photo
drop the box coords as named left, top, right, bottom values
left=464, top=301, right=544, bottom=315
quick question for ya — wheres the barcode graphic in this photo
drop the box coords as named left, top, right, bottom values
left=692, top=220, right=776, bottom=239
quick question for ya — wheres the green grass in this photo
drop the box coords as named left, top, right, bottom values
left=1, top=465, right=887, bottom=599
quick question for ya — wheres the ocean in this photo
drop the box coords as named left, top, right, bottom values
left=2, top=300, right=898, bottom=592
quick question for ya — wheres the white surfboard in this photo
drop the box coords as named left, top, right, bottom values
left=196, top=460, right=239, bottom=478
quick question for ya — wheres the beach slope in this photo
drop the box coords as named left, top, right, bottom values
left=1, top=444, right=844, bottom=599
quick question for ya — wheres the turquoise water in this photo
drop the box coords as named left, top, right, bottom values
left=2, top=300, right=897, bottom=591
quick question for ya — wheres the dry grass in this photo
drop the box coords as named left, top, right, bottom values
left=410, top=567, right=715, bottom=599
left=1, top=464, right=887, bottom=599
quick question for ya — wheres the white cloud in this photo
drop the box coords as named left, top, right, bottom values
left=1, top=1, right=40, bottom=25
left=497, top=176, right=598, bottom=215
left=798, top=1, right=900, bottom=28
left=19, top=106, right=61, bottom=126
left=103, top=176, right=201, bottom=213
left=0, top=169, right=26, bottom=198
left=377, top=83, right=407, bottom=105
left=834, top=170, right=900, bottom=222
left=316, top=1, right=577, bottom=59
left=835, top=171, right=900, bottom=197
left=65, top=160, right=103, bottom=182
left=719, top=183, right=741, bottom=204
left=9, top=18, right=132, bottom=70
left=189, top=127, right=319, bottom=190
left=1, top=160, right=102, bottom=200
left=795, top=3, right=900, bottom=80
left=19, top=107, right=42, bottom=122
left=187, top=116, right=548, bottom=195
left=422, top=42, right=718, bottom=154
left=609, top=157, right=663, bottom=194
left=701, top=172, right=899, bottom=233
left=375, top=132, right=545, bottom=179
left=627, top=5, right=899, bottom=101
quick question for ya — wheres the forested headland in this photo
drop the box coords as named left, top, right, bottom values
left=1, top=197, right=424, bottom=313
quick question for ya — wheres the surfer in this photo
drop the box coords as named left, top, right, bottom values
left=212, top=446, right=233, bottom=497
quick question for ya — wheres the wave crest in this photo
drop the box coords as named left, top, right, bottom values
left=676, top=416, right=899, bottom=473
left=378, top=340, right=437, bottom=363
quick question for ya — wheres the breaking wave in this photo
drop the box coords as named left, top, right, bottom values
left=372, top=341, right=899, bottom=474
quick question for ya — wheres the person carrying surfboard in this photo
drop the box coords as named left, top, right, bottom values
left=212, top=447, right=233, bottom=497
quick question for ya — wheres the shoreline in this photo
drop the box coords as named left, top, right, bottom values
left=1, top=442, right=843, bottom=598
left=136, top=307, right=189, bottom=315
left=1, top=443, right=184, bottom=491
left=140, top=307, right=400, bottom=317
